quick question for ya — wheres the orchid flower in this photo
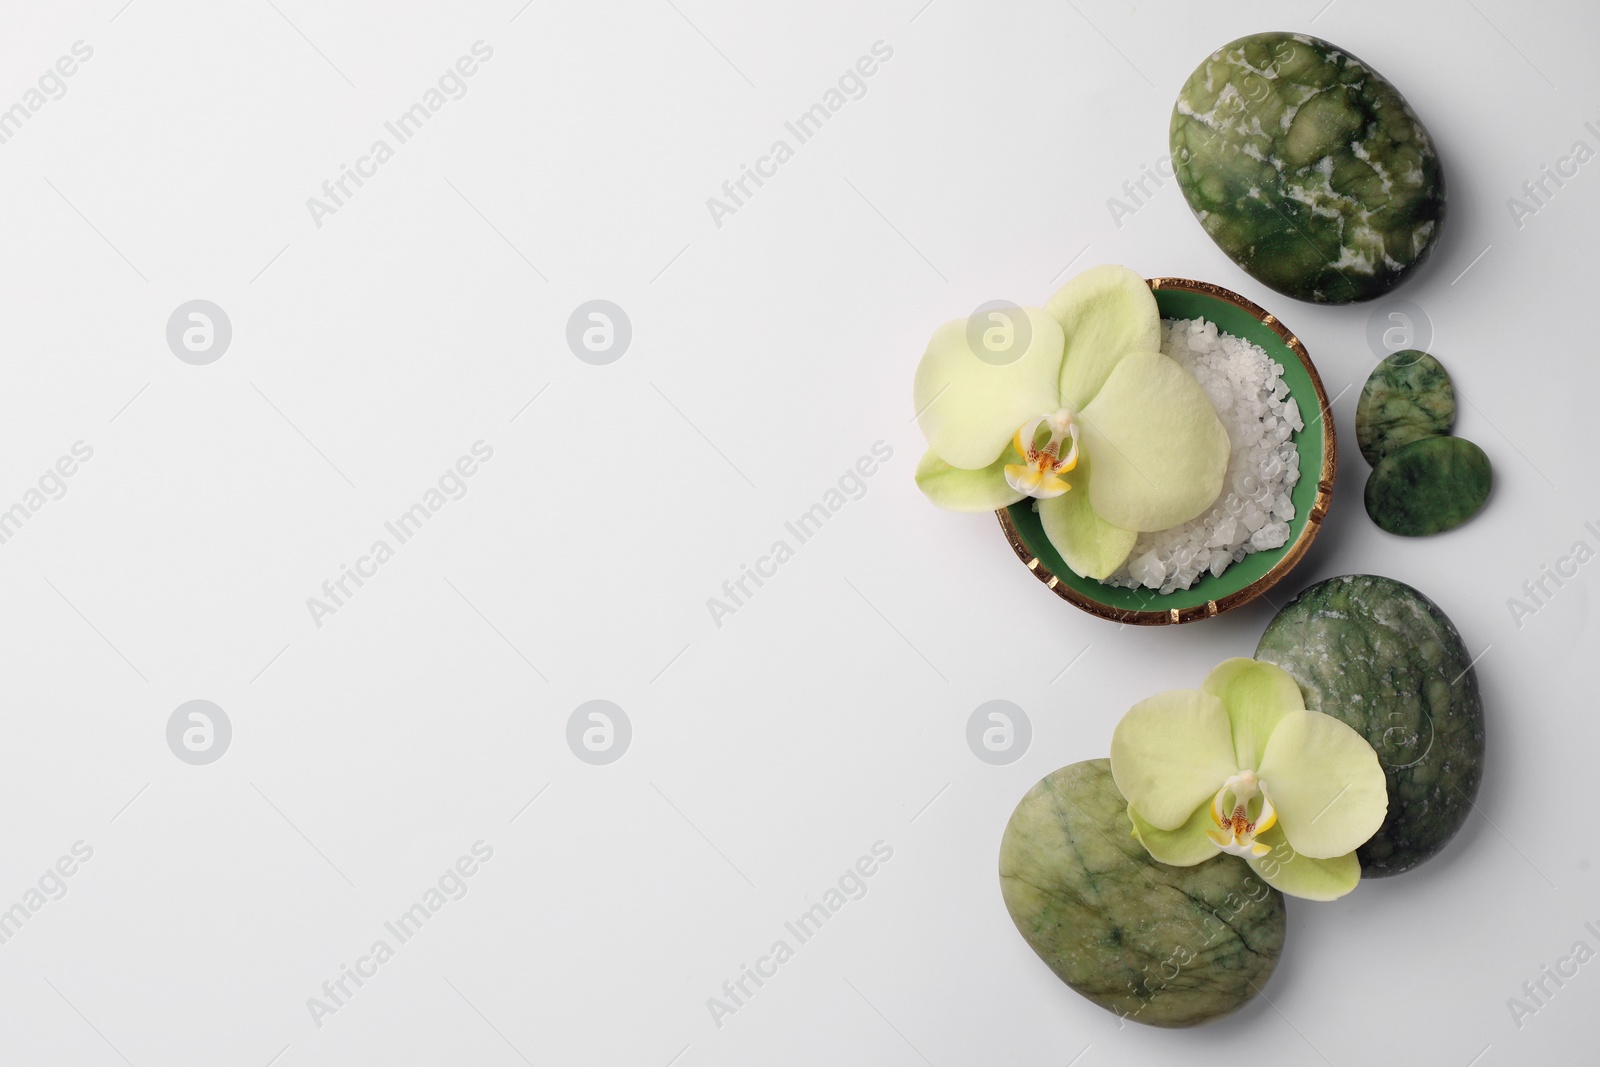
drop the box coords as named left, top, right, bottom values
left=913, top=265, right=1230, bottom=579
left=1109, top=658, right=1388, bottom=901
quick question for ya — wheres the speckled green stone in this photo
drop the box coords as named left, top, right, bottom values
left=1255, top=575, right=1485, bottom=876
left=1364, top=436, right=1492, bottom=536
left=1171, top=32, right=1446, bottom=304
left=1356, top=350, right=1456, bottom=465
left=999, top=759, right=1286, bottom=1027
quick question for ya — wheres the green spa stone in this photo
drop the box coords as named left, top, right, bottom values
left=1356, top=350, right=1456, bottom=465
left=1255, top=575, right=1486, bottom=876
left=1364, top=436, right=1492, bottom=536
left=999, top=760, right=1286, bottom=1028
left=1171, top=32, right=1446, bottom=304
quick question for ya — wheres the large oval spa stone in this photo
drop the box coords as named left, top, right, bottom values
left=1171, top=33, right=1446, bottom=304
left=1364, top=436, right=1492, bottom=536
left=1356, top=350, right=1455, bottom=465
left=999, top=759, right=1286, bottom=1027
left=1255, top=575, right=1485, bottom=876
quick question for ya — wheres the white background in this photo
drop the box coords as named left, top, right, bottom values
left=0, top=1, right=1595, bottom=1064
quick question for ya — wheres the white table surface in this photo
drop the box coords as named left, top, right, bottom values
left=0, top=1, right=1594, bottom=1064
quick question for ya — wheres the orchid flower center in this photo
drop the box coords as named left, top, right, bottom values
left=1206, top=769, right=1277, bottom=859
left=1003, top=409, right=1080, bottom=499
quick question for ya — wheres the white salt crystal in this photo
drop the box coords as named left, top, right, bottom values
left=1251, top=522, right=1290, bottom=550
left=1129, top=550, right=1165, bottom=589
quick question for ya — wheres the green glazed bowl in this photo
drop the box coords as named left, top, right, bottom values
left=998, top=277, right=1336, bottom=625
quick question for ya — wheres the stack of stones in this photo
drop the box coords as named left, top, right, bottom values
left=1357, top=351, right=1492, bottom=536
left=999, top=575, right=1486, bottom=1026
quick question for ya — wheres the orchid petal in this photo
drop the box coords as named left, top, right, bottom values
left=1046, top=264, right=1161, bottom=411
left=1202, top=658, right=1306, bottom=771
left=912, top=308, right=1064, bottom=470
left=1128, top=802, right=1218, bottom=867
left=1257, top=710, right=1389, bottom=860
left=1037, top=457, right=1137, bottom=580
left=1079, top=351, right=1230, bottom=532
left=1246, top=826, right=1362, bottom=901
left=1110, top=689, right=1237, bottom=832
left=914, top=448, right=1026, bottom=513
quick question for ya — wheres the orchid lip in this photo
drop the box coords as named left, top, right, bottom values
left=1003, top=409, right=1080, bottom=500
left=1206, top=770, right=1277, bottom=858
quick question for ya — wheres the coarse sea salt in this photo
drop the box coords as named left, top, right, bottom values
left=1098, top=316, right=1301, bottom=594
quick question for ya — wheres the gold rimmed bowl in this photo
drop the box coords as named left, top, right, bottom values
left=998, top=277, right=1336, bottom=625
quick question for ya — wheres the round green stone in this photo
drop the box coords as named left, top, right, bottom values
left=1171, top=32, right=1446, bottom=304
left=999, top=759, right=1286, bottom=1027
left=1255, top=575, right=1486, bottom=876
left=1356, top=350, right=1456, bottom=465
left=1364, top=436, right=1492, bottom=536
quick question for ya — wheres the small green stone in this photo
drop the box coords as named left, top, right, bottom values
left=1364, top=436, right=1492, bottom=536
left=999, top=759, right=1286, bottom=1028
left=1171, top=33, right=1446, bottom=304
left=1356, top=350, right=1456, bottom=465
left=1256, top=575, right=1486, bottom=876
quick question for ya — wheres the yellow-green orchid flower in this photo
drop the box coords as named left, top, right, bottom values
left=1109, top=658, right=1389, bottom=901
left=912, top=265, right=1230, bottom=579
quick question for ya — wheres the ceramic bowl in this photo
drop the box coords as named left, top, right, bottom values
left=997, top=277, right=1336, bottom=625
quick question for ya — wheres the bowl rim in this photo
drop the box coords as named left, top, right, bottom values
left=996, top=276, right=1337, bottom=626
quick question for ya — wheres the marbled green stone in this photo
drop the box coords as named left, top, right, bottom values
left=1364, top=436, right=1492, bottom=536
left=1171, top=33, right=1446, bottom=304
left=1255, top=575, right=1485, bottom=876
left=999, top=759, right=1286, bottom=1028
left=1356, top=350, right=1456, bottom=465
